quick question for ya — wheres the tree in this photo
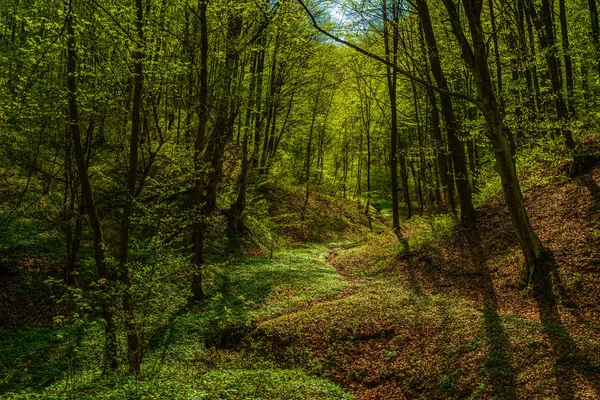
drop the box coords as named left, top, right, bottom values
left=416, top=0, right=475, bottom=223
left=65, top=4, right=118, bottom=370
left=441, top=0, right=545, bottom=284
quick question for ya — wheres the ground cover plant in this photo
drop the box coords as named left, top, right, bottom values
left=2, top=0, right=600, bottom=398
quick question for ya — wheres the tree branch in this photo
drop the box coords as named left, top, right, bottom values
left=295, top=0, right=484, bottom=111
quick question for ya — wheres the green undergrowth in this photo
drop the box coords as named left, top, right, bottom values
left=1, top=247, right=352, bottom=399
left=2, top=369, right=351, bottom=400
left=0, top=204, right=62, bottom=264
left=475, top=137, right=571, bottom=207
left=254, top=279, right=496, bottom=398
left=255, top=237, right=600, bottom=399
left=263, top=183, right=372, bottom=244
left=330, top=215, right=457, bottom=279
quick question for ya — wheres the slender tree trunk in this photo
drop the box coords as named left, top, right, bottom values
left=525, top=9, right=542, bottom=113
left=366, top=125, right=372, bottom=229
left=65, top=9, right=118, bottom=370
left=466, top=106, right=478, bottom=189
left=303, top=71, right=325, bottom=215
left=589, top=0, right=600, bottom=79
left=356, top=75, right=373, bottom=228
left=231, top=133, right=250, bottom=231
left=417, top=0, right=475, bottom=223
left=516, top=0, right=536, bottom=114
left=488, top=0, right=503, bottom=103
left=251, top=35, right=266, bottom=167
left=426, top=84, right=454, bottom=212
left=269, top=90, right=295, bottom=168
left=229, top=51, right=258, bottom=232
left=442, top=0, right=545, bottom=285
left=193, top=14, right=244, bottom=301
left=558, top=0, right=575, bottom=117
left=261, top=35, right=279, bottom=170
left=383, top=0, right=409, bottom=249
left=117, top=0, right=145, bottom=374
left=526, top=0, right=576, bottom=150
left=191, top=0, right=210, bottom=301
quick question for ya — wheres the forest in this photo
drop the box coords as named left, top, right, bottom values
left=1, top=0, right=600, bottom=398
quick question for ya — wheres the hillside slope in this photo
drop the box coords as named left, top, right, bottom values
left=255, top=167, right=600, bottom=399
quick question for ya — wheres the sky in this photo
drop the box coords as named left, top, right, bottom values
left=330, top=3, right=347, bottom=23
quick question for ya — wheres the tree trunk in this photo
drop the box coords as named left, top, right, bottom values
left=66, top=9, right=118, bottom=370
left=526, top=0, right=576, bottom=150
left=251, top=35, right=266, bottom=167
left=117, top=0, right=145, bottom=374
left=558, top=0, right=576, bottom=117
left=525, top=8, right=542, bottom=113
left=191, top=11, right=243, bottom=300
left=384, top=1, right=400, bottom=233
left=417, top=0, right=475, bottom=223
left=488, top=0, right=503, bottom=102
left=442, top=0, right=545, bottom=285
left=229, top=51, right=258, bottom=232
left=231, top=133, right=250, bottom=232
left=191, top=0, right=210, bottom=301
left=589, top=0, right=600, bottom=79
left=357, top=75, right=374, bottom=228
left=302, top=71, right=325, bottom=216
left=261, top=35, right=280, bottom=170
left=426, top=85, right=454, bottom=212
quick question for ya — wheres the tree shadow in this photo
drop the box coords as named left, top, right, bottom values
left=464, top=228, right=518, bottom=400
left=146, top=249, right=341, bottom=369
left=532, top=253, right=600, bottom=400
left=576, top=172, right=600, bottom=211
left=0, top=324, right=87, bottom=394
left=401, top=228, right=518, bottom=399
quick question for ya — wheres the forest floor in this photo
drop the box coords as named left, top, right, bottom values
left=1, top=165, right=600, bottom=399
left=255, top=165, right=600, bottom=399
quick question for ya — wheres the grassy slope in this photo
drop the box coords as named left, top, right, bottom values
left=3, top=149, right=600, bottom=399
left=254, top=166, right=600, bottom=399
left=0, top=247, right=353, bottom=399
left=262, top=184, right=374, bottom=245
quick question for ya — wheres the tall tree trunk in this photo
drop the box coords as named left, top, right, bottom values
left=588, top=0, right=600, bottom=79
left=383, top=0, right=409, bottom=249
left=558, top=0, right=575, bottom=117
left=525, top=8, right=542, bottom=113
left=231, top=133, right=250, bottom=231
left=526, top=0, right=576, bottom=150
left=229, top=52, right=258, bottom=232
left=269, top=90, right=295, bottom=168
left=515, top=0, right=536, bottom=113
left=425, top=82, right=455, bottom=212
left=442, top=0, right=545, bottom=285
left=65, top=8, right=118, bottom=370
left=488, top=0, right=503, bottom=103
left=191, top=11, right=243, bottom=300
left=191, top=0, right=210, bottom=301
left=261, top=35, right=280, bottom=170
left=417, top=0, right=475, bottom=223
left=357, top=76, right=373, bottom=228
left=251, top=34, right=266, bottom=167
left=117, top=0, right=145, bottom=374
left=302, top=71, right=325, bottom=215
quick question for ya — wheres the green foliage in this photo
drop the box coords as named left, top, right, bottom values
left=3, top=0, right=600, bottom=397
left=1, top=247, right=351, bottom=399
left=0, top=205, right=62, bottom=263
left=474, top=137, right=571, bottom=207
left=195, top=369, right=352, bottom=400
left=2, top=369, right=351, bottom=400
